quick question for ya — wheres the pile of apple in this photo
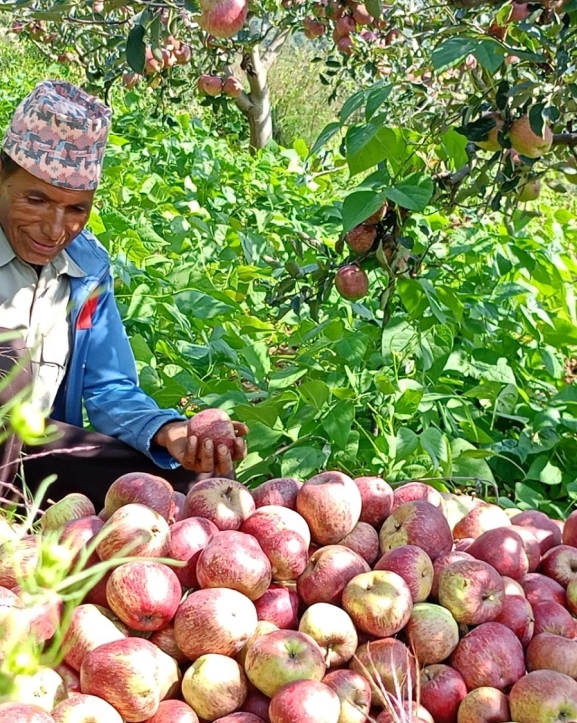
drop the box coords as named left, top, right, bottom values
left=1, top=469, right=577, bottom=723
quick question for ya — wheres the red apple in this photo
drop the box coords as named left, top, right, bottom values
left=562, top=509, right=577, bottom=547
left=237, top=621, right=278, bottom=668
left=419, top=664, right=467, bottom=723
left=374, top=544, right=434, bottom=602
left=62, top=603, right=127, bottom=671
left=0, top=536, right=39, bottom=588
left=522, top=572, right=566, bottom=607
left=174, top=587, right=257, bottom=660
left=456, top=686, right=510, bottom=723
left=502, top=575, right=525, bottom=596
left=296, top=471, right=362, bottom=545
left=568, top=578, right=577, bottom=615
left=391, top=481, right=445, bottom=511
left=215, top=714, right=265, bottom=722
left=173, top=491, right=187, bottom=522
left=511, top=510, right=561, bottom=554
left=54, top=662, right=80, bottom=693
left=52, top=693, right=123, bottom=722
left=438, top=559, right=504, bottom=624
left=241, top=505, right=311, bottom=549
left=342, top=570, right=413, bottom=637
left=96, top=503, right=170, bottom=560
left=241, top=687, right=271, bottom=721
left=145, top=700, right=199, bottom=722
left=338, top=522, right=379, bottom=565
left=350, top=638, right=415, bottom=703
left=533, top=600, right=576, bottom=638
left=449, top=622, right=525, bottom=690
left=466, top=527, right=529, bottom=580
left=379, top=500, right=453, bottom=561
left=539, top=544, right=577, bottom=587
left=258, top=529, right=308, bottom=581
left=322, top=669, right=371, bottom=723
left=181, top=653, right=247, bottom=721
left=187, top=409, right=237, bottom=455
left=80, top=637, right=161, bottom=721
left=59, top=515, right=104, bottom=567
left=297, top=544, right=369, bottom=606
left=196, top=530, right=272, bottom=600
left=430, top=551, right=474, bottom=599
left=354, top=476, right=393, bottom=528
left=251, top=478, right=303, bottom=509
left=9, top=666, right=66, bottom=712
left=509, top=524, right=542, bottom=572
left=15, top=586, right=63, bottom=645
left=269, top=680, right=340, bottom=723
left=509, top=669, right=577, bottom=723
left=405, top=602, right=459, bottom=665
left=494, top=594, right=534, bottom=646
left=376, top=699, right=434, bottom=723
left=0, top=703, right=54, bottom=722
left=453, top=503, right=511, bottom=540
left=244, top=629, right=326, bottom=698
left=103, top=472, right=175, bottom=521
left=184, top=478, right=255, bottom=530
left=150, top=623, right=188, bottom=664
left=254, top=584, right=299, bottom=629
left=527, top=632, right=577, bottom=677
left=299, top=602, right=358, bottom=668
left=42, top=493, right=95, bottom=531
left=106, top=561, right=182, bottom=631
left=168, top=516, right=218, bottom=588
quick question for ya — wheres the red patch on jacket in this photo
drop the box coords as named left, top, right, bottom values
left=77, top=296, right=99, bottom=330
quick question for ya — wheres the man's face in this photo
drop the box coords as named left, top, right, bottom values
left=0, top=162, right=95, bottom=265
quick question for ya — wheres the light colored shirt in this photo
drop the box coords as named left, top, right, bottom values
left=0, top=226, right=86, bottom=413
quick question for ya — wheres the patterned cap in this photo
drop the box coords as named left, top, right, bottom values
left=2, top=80, right=111, bottom=191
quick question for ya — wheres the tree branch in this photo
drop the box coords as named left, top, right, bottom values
left=261, top=27, right=291, bottom=71
left=552, top=133, right=577, bottom=148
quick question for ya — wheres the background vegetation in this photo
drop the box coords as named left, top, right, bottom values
left=1, top=26, right=577, bottom=520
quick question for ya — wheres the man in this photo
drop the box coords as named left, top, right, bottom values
left=0, top=80, right=247, bottom=510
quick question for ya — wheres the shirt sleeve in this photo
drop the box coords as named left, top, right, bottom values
left=80, top=271, right=187, bottom=468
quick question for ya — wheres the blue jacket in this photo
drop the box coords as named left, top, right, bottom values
left=52, top=229, right=185, bottom=468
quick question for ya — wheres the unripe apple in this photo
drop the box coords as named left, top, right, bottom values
left=517, top=178, right=541, bottom=202
left=510, top=114, right=553, bottom=158
left=474, top=112, right=504, bottom=152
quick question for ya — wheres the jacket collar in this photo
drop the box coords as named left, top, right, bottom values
left=65, top=229, right=110, bottom=283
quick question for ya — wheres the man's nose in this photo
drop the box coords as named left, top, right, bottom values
left=41, top=207, right=66, bottom=242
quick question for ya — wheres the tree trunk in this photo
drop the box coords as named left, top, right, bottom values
left=232, top=28, right=290, bottom=152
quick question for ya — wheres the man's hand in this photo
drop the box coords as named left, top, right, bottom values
left=153, top=417, right=248, bottom=477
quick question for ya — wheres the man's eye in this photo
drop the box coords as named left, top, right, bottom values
left=27, top=197, right=44, bottom=205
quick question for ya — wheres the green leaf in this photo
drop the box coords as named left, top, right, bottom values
left=239, top=343, right=271, bottom=381
left=365, top=84, right=393, bottom=121
left=439, top=129, right=469, bottom=169
left=432, top=38, right=476, bottom=72
left=310, top=122, right=341, bottom=157
left=126, top=24, right=146, bottom=75
left=451, top=438, right=495, bottom=484
left=420, top=428, right=448, bottom=469
left=174, top=290, right=237, bottom=319
left=340, top=89, right=367, bottom=124
left=299, top=380, right=331, bottom=410
left=126, top=283, right=156, bottom=321
left=341, top=189, right=389, bottom=234
left=395, top=387, right=424, bottom=419
left=473, top=39, right=506, bottom=74
left=281, top=446, right=328, bottom=478
left=269, top=366, right=308, bottom=390
left=130, top=333, right=156, bottom=366
left=366, top=0, right=384, bottom=17
left=335, top=334, right=369, bottom=365
left=384, top=173, right=434, bottom=212
left=526, top=456, right=563, bottom=486
left=346, top=122, right=405, bottom=176
left=323, top=400, right=355, bottom=448
left=396, top=427, right=419, bottom=460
